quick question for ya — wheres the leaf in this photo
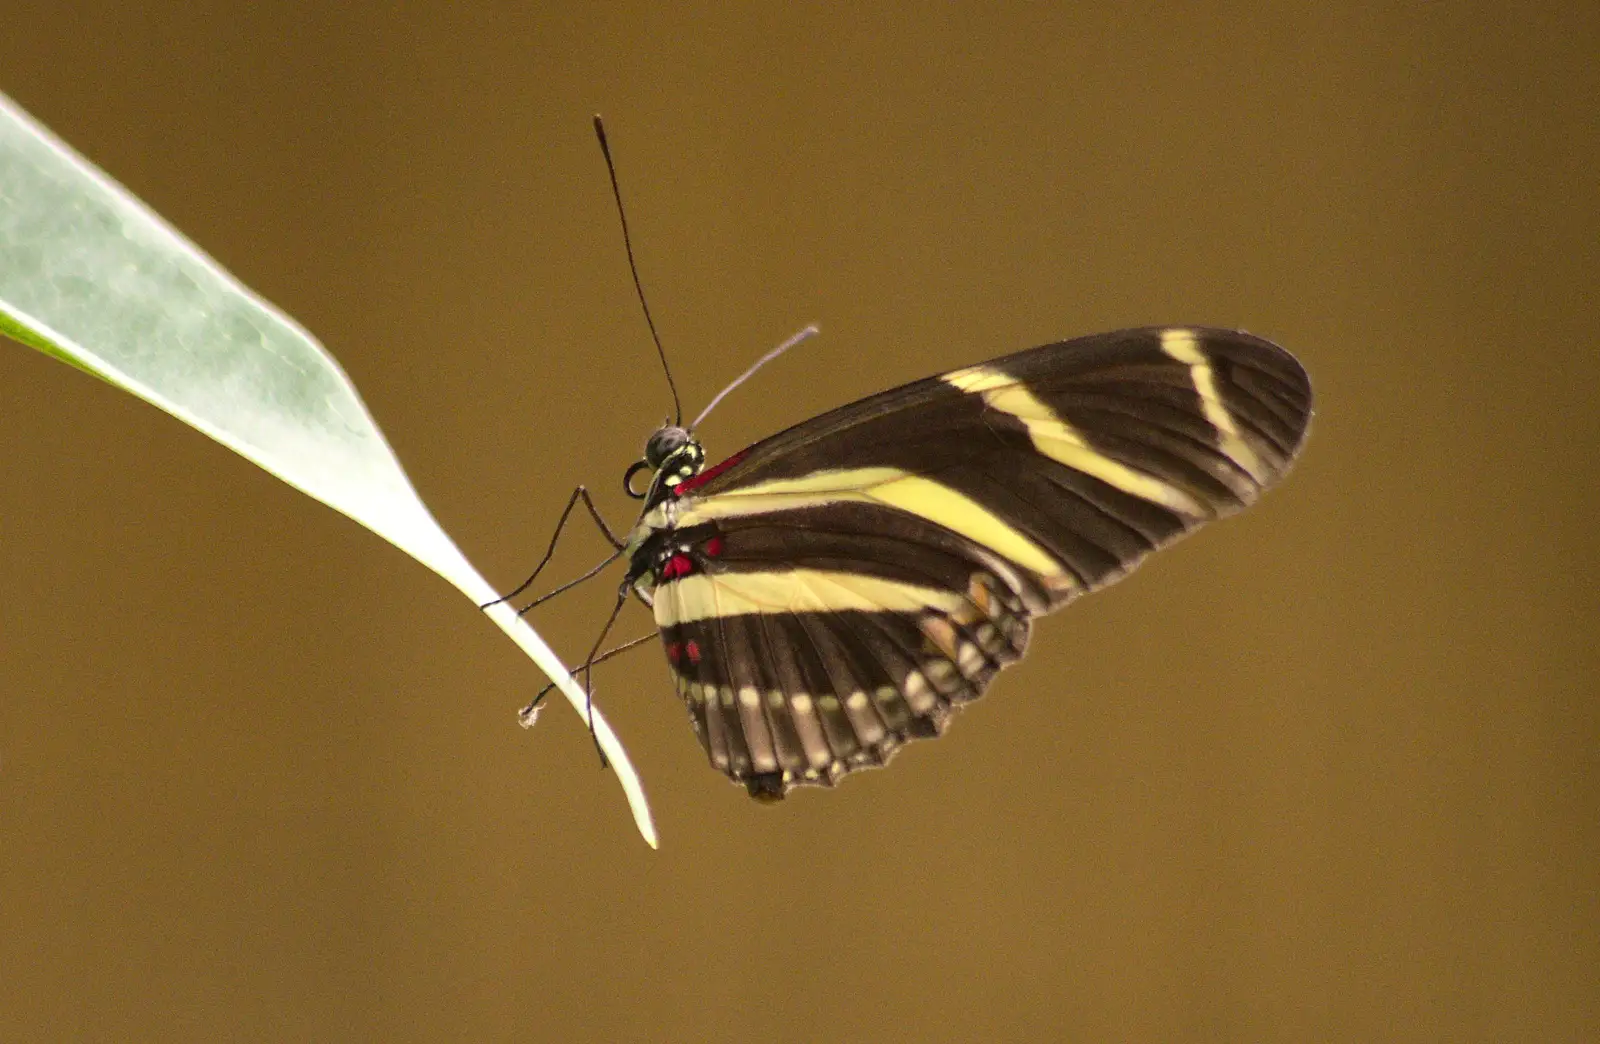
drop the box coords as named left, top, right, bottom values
left=0, top=90, right=657, bottom=848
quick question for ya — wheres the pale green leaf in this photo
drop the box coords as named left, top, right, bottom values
left=0, top=90, right=656, bottom=848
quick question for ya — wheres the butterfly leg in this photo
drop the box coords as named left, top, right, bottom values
left=517, top=633, right=655, bottom=726
left=513, top=549, right=623, bottom=617
left=569, top=582, right=635, bottom=769
left=480, top=485, right=625, bottom=611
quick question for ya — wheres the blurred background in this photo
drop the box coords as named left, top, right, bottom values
left=3, top=3, right=1596, bottom=1041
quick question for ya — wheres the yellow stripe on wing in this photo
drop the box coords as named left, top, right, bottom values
left=676, top=467, right=1072, bottom=582
left=653, top=568, right=971, bottom=626
left=941, top=363, right=1209, bottom=517
left=1159, top=328, right=1266, bottom=484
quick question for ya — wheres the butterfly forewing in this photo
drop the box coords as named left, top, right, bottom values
left=635, top=327, right=1312, bottom=799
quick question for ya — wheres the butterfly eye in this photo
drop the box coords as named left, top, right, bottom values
left=623, top=459, right=653, bottom=499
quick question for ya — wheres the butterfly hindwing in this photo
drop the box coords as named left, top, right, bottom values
left=638, top=327, right=1312, bottom=798
left=657, top=566, right=1029, bottom=799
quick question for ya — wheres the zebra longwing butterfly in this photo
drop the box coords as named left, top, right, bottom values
left=614, top=325, right=1311, bottom=800
left=510, top=119, right=1311, bottom=802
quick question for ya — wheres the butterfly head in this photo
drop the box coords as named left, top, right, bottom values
left=625, top=424, right=705, bottom=499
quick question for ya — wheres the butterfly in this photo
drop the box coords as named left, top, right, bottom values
left=502, top=118, right=1312, bottom=802
left=610, top=325, right=1312, bottom=800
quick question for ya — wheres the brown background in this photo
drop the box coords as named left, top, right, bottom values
left=3, top=3, right=1596, bottom=1041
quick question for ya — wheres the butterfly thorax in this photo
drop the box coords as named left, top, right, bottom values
left=622, top=425, right=721, bottom=600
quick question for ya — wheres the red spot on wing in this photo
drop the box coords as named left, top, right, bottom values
left=672, top=450, right=748, bottom=496
left=685, top=639, right=702, bottom=664
left=665, top=641, right=681, bottom=664
left=703, top=536, right=724, bottom=557
left=660, top=554, right=695, bottom=580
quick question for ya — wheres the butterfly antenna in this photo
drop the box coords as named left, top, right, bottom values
left=593, top=115, right=681, bottom=427
left=691, top=324, right=820, bottom=431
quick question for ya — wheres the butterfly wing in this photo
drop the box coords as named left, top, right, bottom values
left=655, top=327, right=1312, bottom=798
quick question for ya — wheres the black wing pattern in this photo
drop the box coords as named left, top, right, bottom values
left=647, top=327, right=1312, bottom=799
